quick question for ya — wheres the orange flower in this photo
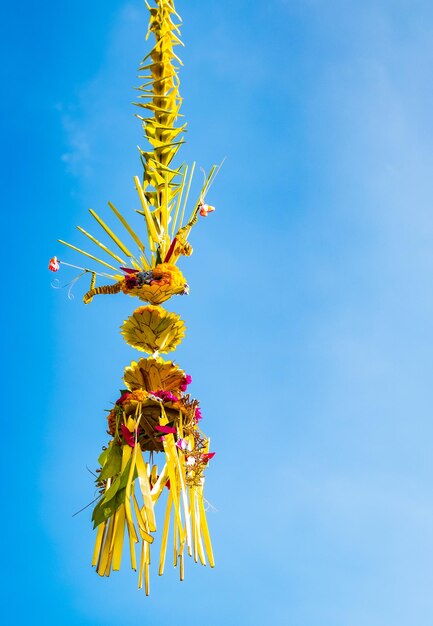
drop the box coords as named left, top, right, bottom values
left=48, top=256, right=60, bottom=272
left=120, top=263, right=189, bottom=305
left=199, top=204, right=215, bottom=217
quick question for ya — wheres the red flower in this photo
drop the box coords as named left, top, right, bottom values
left=116, top=392, right=131, bottom=405
left=154, top=424, right=176, bottom=435
left=202, top=452, right=215, bottom=463
left=121, top=424, right=135, bottom=447
left=48, top=256, right=60, bottom=272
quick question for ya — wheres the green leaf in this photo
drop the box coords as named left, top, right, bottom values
left=100, top=457, right=136, bottom=505
left=99, top=444, right=122, bottom=481
left=92, top=488, right=126, bottom=528
left=101, top=474, right=121, bottom=505
left=97, top=447, right=109, bottom=467
left=155, top=246, right=162, bottom=265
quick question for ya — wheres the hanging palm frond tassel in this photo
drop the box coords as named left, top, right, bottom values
left=50, top=0, right=220, bottom=594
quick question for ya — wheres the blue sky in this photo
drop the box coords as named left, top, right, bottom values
left=4, top=0, right=433, bottom=624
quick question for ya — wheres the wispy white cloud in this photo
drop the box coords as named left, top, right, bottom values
left=57, top=3, right=144, bottom=189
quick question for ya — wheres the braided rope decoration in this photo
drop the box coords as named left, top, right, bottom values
left=83, top=282, right=122, bottom=304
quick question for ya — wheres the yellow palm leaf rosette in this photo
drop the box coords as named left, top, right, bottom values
left=124, top=355, right=186, bottom=392
left=121, top=305, right=186, bottom=354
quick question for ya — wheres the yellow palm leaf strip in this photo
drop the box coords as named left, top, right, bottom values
left=164, top=443, right=184, bottom=545
left=137, top=538, right=151, bottom=595
left=170, top=424, right=192, bottom=552
left=89, top=209, right=137, bottom=261
left=132, top=494, right=154, bottom=543
left=76, top=227, right=126, bottom=265
left=189, top=486, right=198, bottom=563
left=173, top=503, right=179, bottom=567
left=160, top=407, right=191, bottom=549
left=150, top=464, right=158, bottom=487
left=178, top=408, right=184, bottom=437
left=151, top=463, right=169, bottom=503
left=126, top=506, right=138, bottom=571
left=160, top=412, right=184, bottom=545
left=161, top=173, right=169, bottom=237
left=95, top=476, right=114, bottom=574
left=109, top=506, right=121, bottom=554
left=111, top=504, right=126, bottom=571
left=92, top=520, right=107, bottom=567
left=122, top=443, right=138, bottom=570
left=193, top=488, right=206, bottom=566
left=161, top=405, right=190, bottom=525
left=180, top=164, right=218, bottom=238
left=134, top=176, right=160, bottom=244
left=173, top=161, right=222, bottom=253
left=107, top=201, right=147, bottom=256
left=159, top=491, right=172, bottom=576
left=58, top=240, right=120, bottom=275
left=171, top=163, right=187, bottom=237
left=103, top=517, right=117, bottom=576
left=198, top=493, right=215, bottom=567
left=199, top=163, right=219, bottom=201
left=144, top=540, right=150, bottom=596
left=190, top=486, right=206, bottom=565
left=187, top=159, right=224, bottom=224
left=97, top=514, right=115, bottom=576
left=179, top=161, right=195, bottom=229
left=138, top=540, right=145, bottom=590
left=124, top=463, right=138, bottom=547
left=135, top=443, right=157, bottom=531
left=178, top=540, right=185, bottom=581
left=191, top=488, right=205, bottom=565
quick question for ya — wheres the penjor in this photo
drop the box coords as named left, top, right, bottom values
left=49, top=0, right=220, bottom=594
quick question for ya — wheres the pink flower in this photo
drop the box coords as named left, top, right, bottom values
left=176, top=438, right=188, bottom=450
left=195, top=407, right=202, bottom=421
left=149, top=389, right=179, bottom=403
left=121, top=424, right=135, bottom=447
left=154, top=424, right=176, bottom=435
left=48, top=256, right=60, bottom=272
left=180, top=374, right=192, bottom=392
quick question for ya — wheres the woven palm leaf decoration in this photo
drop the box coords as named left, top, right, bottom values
left=50, top=0, right=220, bottom=594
